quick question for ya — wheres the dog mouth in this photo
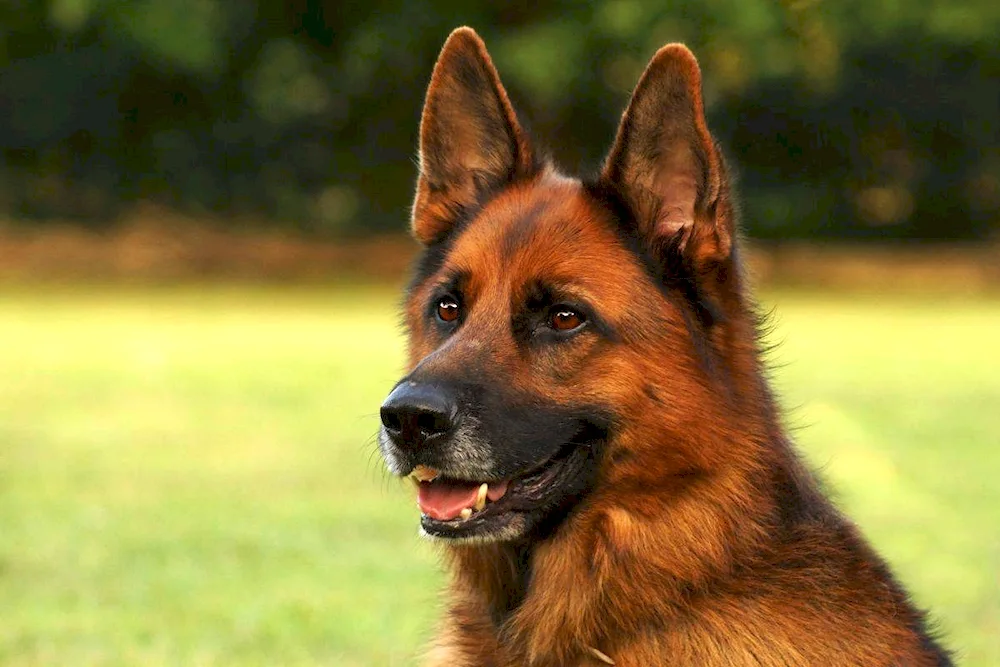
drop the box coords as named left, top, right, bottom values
left=412, top=465, right=511, bottom=521
left=409, top=437, right=599, bottom=541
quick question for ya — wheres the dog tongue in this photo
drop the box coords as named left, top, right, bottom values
left=416, top=479, right=511, bottom=520
left=417, top=479, right=480, bottom=520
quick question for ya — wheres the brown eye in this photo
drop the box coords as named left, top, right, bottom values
left=437, top=296, right=460, bottom=323
left=550, top=306, right=585, bottom=331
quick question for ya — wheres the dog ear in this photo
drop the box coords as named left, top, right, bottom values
left=411, top=27, right=534, bottom=245
left=602, top=44, right=732, bottom=267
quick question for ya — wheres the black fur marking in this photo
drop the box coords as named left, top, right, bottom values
left=407, top=206, right=476, bottom=298
left=408, top=161, right=544, bottom=299
left=768, top=449, right=832, bottom=529
left=609, top=447, right=634, bottom=465
left=501, top=200, right=547, bottom=261
left=488, top=542, right=534, bottom=626
left=510, top=279, right=619, bottom=347
left=582, top=179, right=721, bottom=354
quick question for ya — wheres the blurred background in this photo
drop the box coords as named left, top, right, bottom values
left=0, top=2, right=997, bottom=666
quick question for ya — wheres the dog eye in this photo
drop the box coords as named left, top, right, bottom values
left=436, top=295, right=461, bottom=323
left=549, top=306, right=585, bottom=331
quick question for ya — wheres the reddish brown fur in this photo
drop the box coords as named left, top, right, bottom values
left=397, top=27, right=950, bottom=666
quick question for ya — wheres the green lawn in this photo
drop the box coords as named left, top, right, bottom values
left=0, top=285, right=996, bottom=666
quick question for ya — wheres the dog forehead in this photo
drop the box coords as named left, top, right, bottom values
left=448, top=178, right=644, bottom=292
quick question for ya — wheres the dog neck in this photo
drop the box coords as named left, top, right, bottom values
left=440, top=424, right=816, bottom=665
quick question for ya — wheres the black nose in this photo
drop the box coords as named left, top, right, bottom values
left=380, top=382, right=458, bottom=447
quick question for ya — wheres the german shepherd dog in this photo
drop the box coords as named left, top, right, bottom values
left=378, top=27, right=952, bottom=666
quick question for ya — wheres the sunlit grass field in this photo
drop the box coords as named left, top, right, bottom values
left=0, top=284, right=997, bottom=666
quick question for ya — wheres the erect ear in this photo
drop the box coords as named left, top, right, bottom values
left=411, top=27, right=535, bottom=245
left=602, top=44, right=732, bottom=266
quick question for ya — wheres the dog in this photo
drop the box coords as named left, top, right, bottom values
left=377, top=26, right=952, bottom=666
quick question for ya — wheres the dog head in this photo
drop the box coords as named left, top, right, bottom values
left=379, top=27, right=748, bottom=544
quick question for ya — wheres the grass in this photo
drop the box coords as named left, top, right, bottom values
left=0, top=284, right=996, bottom=666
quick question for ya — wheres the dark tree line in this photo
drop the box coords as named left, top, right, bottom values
left=0, top=1, right=997, bottom=240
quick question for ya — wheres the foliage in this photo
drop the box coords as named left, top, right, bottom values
left=0, top=1, right=997, bottom=239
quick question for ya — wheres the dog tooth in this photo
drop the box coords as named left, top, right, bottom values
left=459, top=508, right=472, bottom=520
left=474, top=483, right=488, bottom=511
left=411, top=465, right=439, bottom=482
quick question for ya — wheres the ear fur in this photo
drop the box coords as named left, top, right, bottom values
left=602, top=44, right=732, bottom=266
left=412, top=27, right=535, bottom=244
